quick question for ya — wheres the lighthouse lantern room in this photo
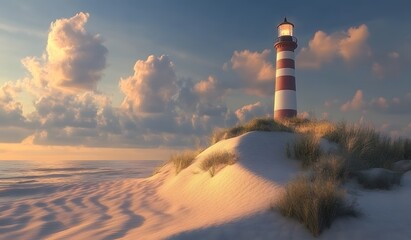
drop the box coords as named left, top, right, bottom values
left=278, top=19, right=294, bottom=36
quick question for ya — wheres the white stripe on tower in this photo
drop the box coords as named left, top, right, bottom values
left=274, top=90, right=296, bottom=110
left=276, top=51, right=294, bottom=60
left=276, top=68, right=295, bottom=77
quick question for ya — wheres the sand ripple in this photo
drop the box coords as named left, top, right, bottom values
left=0, top=179, right=150, bottom=240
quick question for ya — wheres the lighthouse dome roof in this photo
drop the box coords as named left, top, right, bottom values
left=277, top=17, right=294, bottom=28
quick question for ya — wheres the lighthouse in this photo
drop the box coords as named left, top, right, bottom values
left=274, top=18, right=298, bottom=119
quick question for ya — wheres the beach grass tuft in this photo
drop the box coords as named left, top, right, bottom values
left=169, top=150, right=202, bottom=174
left=277, top=176, right=359, bottom=237
left=312, top=154, right=349, bottom=183
left=324, top=123, right=408, bottom=171
left=287, top=134, right=323, bottom=168
left=200, top=151, right=237, bottom=177
left=210, top=118, right=291, bottom=145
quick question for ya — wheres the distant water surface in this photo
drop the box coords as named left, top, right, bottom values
left=0, top=160, right=162, bottom=203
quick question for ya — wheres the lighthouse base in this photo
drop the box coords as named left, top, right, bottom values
left=274, top=109, right=297, bottom=120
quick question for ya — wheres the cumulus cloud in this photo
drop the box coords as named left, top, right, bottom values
left=22, top=12, right=107, bottom=92
left=340, top=90, right=364, bottom=112
left=298, top=24, right=370, bottom=69
left=227, top=49, right=275, bottom=96
left=0, top=82, right=36, bottom=143
left=369, top=93, right=411, bottom=114
left=235, top=101, right=270, bottom=122
left=33, top=92, right=108, bottom=128
left=25, top=90, right=124, bottom=146
left=339, top=90, right=411, bottom=116
left=377, top=122, right=411, bottom=139
left=194, top=76, right=226, bottom=102
left=0, top=12, right=280, bottom=148
left=116, top=54, right=246, bottom=146
left=119, top=55, right=177, bottom=114
left=0, top=82, right=27, bottom=127
left=24, top=52, right=241, bottom=148
left=1, top=12, right=120, bottom=146
left=231, top=49, right=275, bottom=82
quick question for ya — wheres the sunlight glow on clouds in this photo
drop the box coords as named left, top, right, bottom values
left=298, top=24, right=370, bottom=69
left=235, top=101, right=269, bottom=123
left=228, top=49, right=275, bottom=96
left=340, top=89, right=364, bottom=112
left=0, top=13, right=380, bottom=149
left=340, top=90, right=411, bottom=115
left=369, top=93, right=411, bottom=114
left=120, top=55, right=177, bottom=114
left=22, top=12, right=107, bottom=92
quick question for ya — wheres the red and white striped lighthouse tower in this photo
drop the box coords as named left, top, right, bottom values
left=274, top=18, right=298, bottom=119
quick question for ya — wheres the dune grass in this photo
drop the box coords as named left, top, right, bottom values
left=168, top=150, right=202, bottom=174
left=282, top=117, right=336, bottom=137
left=200, top=151, right=237, bottom=177
left=277, top=176, right=359, bottom=237
left=312, top=155, right=349, bottom=183
left=210, top=118, right=292, bottom=145
left=286, top=134, right=323, bottom=168
left=324, top=123, right=408, bottom=171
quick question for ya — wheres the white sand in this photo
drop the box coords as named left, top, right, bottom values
left=1, top=131, right=410, bottom=239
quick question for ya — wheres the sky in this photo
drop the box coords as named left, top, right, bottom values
left=0, top=0, right=411, bottom=160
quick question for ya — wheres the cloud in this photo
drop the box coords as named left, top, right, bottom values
left=32, top=92, right=109, bottom=129
left=0, top=82, right=34, bottom=143
left=298, top=24, right=370, bottom=69
left=0, top=82, right=27, bottom=127
left=227, top=49, right=275, bottom=96
left=119, top=55, right=177, bottom=114
left=339, top=24, right=370, bottom=61
left=369, top=93, right=411, bottom=114
left=116, top=54, right=243, bottom=146
left=194, top=76, right=225, bottom=102
left=0, top=12, right=281, bottom=148
left=22, top=12, right=107, bottom=92
left=235, top=101, right=270, bottom=122
left=25, top=52, right=240, bottom=148
left=298, top=111, right=310, bottom=119
left=372, top=51, right=401, bottom=79
left=377, top=122, right=411, bottom=139
left=339, top=90, right=411, bottom=115
left=340, top=90, right=364, bottom=112
left=231, top=49, right=275, bottom=82
left=26, top=91, right=124, bottom=146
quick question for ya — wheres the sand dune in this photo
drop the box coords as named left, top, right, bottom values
left=0, top=131, right=410, bottom=239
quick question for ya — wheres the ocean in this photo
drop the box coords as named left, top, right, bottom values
left=0, top=160, right=162, bottom=203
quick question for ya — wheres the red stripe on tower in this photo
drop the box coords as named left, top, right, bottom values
left=274, top=18, right=298, bottom=120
